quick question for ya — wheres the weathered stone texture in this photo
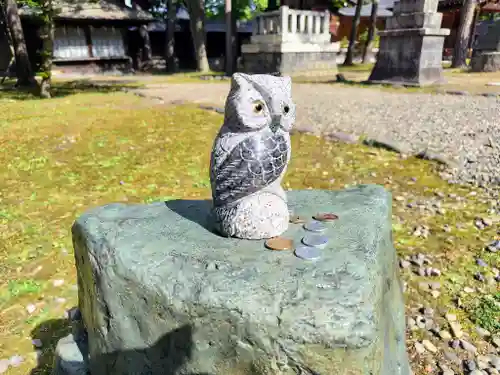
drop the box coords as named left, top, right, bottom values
left=369, top=31, right=447, bottom=85
left=385, top=13, right=443, bottom=30
left=470, top=52, right=500, bottom=72
left=392, top=0, right=439, bottom=14
left=53, top=58, right=134, bottom=75
left=54, top=185, right=411, bottom=375
left=369, top=0, right=449, bottom=86
left=471, top=21, right=500, bottom=72
left=242, top=51, right=338, bottom=76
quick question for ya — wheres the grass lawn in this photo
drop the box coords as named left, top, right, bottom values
left=0, top=87, right=498, bottom=375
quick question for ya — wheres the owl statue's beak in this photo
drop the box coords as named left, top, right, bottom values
left=269, top=115, right=282, bottom=133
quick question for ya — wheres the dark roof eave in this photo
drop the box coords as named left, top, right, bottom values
left=18, top=2, right=154, bottom=23
left=54, top=16, right=153, bottom=22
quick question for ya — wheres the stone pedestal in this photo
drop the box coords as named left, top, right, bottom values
left=241, top=6, right=339, bottom=76
left=471, top=20, right=500, bottom=72
left=53, top=185, right=411, bottom=375
left=368, top=0, right=450, bottom=86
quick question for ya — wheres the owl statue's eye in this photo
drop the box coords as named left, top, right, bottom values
left=253, top=101, right=264, bottom=114
left=283, top=105, right=290, bottom=115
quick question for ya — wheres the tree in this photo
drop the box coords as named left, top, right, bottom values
left=146, top=0, right=177, bottom=71
left=451, top=0, right=477, bottom=68
left=165, top=0, right=176, bottom=72
left=362, top=0, right=377, bottom=64
left=343, top=0, right=363, bottom=66
left=205, top=0, right=267, bottom=21
left=185, top=0, right=209, bottom=72
left=2, top=0, right=36, bottom=87
left=139, top=23, right=152, bottom=70
left=38, top=0, right=54, bottom=98
left=225, top=0, right=233, bottom=75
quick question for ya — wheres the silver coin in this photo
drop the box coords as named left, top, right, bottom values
left=303, top=220, right=327, bottom=233
left=294, top=245, right=321, bottom=261
left=302, top=234, right=329, bottom=249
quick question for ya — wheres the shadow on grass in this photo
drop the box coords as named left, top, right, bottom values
left=29, top=318, right=72, bottom=375
left=324, top=77, right=438, bottom=93
left=337, top=63, right=374, bottom=73
left=0, top=79, right=141, bottom=101
left=147, top=68, right=225, bottom=77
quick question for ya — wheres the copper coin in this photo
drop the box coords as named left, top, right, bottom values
left=313, top=213, right=339, bottom=222
left=265, top=237, right=294, bottom=251
left=289, top=215, right=307, bottom=224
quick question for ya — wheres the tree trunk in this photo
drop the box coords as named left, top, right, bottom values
left=224, top=0, right=238, bottom=75
left=362, top=0, right=378, bottom=64
left=231, top=5, right=237, bottom=73
left=186, top=0, right=210, bottom=72
left=343, top=0, right=364, bottom=66
left=139, top=24, right=152, bottom=70
left=165, top=0, right=176, bottom=72
left=39, top=0, right=54, bottom=98
left=451, top=0, right=476, bottom=68
left=467, top=6, right=479, bottom=49
left=3, top=0, right=36, bottom=87
left=225, top=0, right=233, bottom=75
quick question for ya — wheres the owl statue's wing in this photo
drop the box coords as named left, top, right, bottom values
left=213, top=132, right=288, bottom=206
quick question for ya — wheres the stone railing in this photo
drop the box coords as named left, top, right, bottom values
left=250, top=6, right=332, bottom=45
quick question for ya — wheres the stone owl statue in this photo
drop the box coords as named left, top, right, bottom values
left=209, top=73, right=296, bottom=240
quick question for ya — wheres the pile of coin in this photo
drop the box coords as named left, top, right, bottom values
left=264, top=212, right=339, bottom=261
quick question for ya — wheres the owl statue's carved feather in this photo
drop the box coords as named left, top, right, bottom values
left=213, top=132, right=288, bottom=206
left=209, top=72, right=296, bottom=240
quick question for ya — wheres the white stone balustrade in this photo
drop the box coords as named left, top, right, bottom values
left=250, top=6, right=332, bottom=45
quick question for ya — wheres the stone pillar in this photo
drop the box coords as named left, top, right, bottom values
left=314, top=14, right=321, bottom=34
left=299, top=13, right=306, bottom=32
left=280, top=6, right=289, bottom=34
left=470, top=20, right=500, bottom=72
left=368, top=0, right=450, bottom=86
left=258, top=16, right=265, bottom=35
left=290, top=12, right=298, bottom=33
left=252, top=18, right=259, bottom=35
left=322, top=12, right=330, bottom=35
left=307, top=14, right=314, bottom=35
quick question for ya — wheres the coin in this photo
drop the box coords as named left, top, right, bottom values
left=265, top=237, right=294, bottom=251
left=289, top=215, right=307, bottom=224
left=294, top=245, right=321, bottom=261
left=303, top=220, right=327, bottom=233
left=313, top=213, right=339, bottom=222
left=302, top=234, right=329, bottom=249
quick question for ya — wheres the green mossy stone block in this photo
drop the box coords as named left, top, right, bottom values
left=55, top=185, right=411, bottom=375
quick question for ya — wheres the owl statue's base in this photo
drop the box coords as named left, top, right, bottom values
left=211, top=186, right=290, bottom=240
left=52, top=185, right=411, bottom=375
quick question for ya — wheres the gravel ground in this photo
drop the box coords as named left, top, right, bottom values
left=134, top=82, right=500, bottom=188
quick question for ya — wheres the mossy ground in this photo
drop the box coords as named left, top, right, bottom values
left=0, top=83, right=498, bottom=375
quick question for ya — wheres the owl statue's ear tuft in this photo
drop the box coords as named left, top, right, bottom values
left=231, top=73, right=250, bottom=90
